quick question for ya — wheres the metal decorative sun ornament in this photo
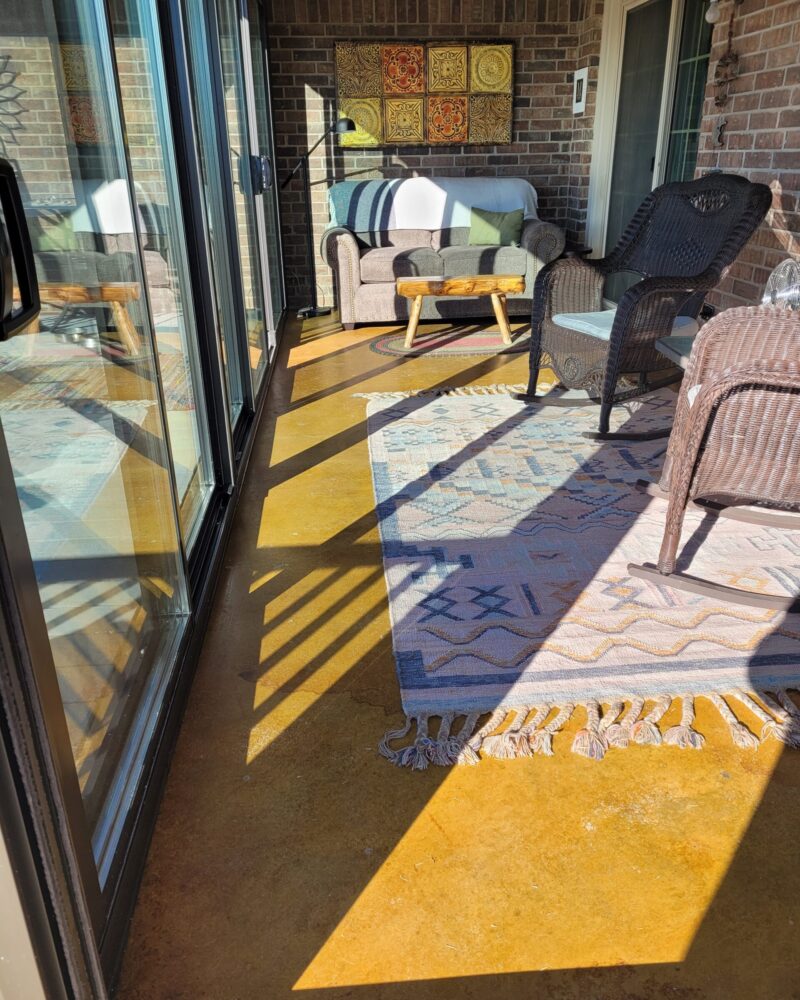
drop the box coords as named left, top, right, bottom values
left=0, top=56, right=25, bottom=157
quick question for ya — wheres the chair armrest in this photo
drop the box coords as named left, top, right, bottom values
left=320, top=226, right=361, bottom=326
left=532, top=256, right=607, bottom=329
left=520, top=219, right=565, bottom=265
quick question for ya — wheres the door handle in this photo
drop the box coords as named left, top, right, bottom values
left=250, top=153, right=274, bottom=195
left=0, top=158, right=40, bottom=339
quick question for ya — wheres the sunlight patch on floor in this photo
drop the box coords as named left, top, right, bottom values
left=293, top=730, right=783, bottom=988
left=246, top=564, right=389, bottom=763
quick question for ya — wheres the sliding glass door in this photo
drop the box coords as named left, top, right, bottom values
left=1, top=0, right=189, bottom=887
left=0, top=0, right=284, bottom=977
left=183, top=0, right=283, bottom=410
left=110, top=0, right=215, bottom=552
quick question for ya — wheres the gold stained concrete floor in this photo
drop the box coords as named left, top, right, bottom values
left=118, top=316, right=800, bottom=1000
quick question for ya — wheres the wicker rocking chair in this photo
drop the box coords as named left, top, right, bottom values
left=628, top=276, right=800, bottom=610
left=516, top=173, right=771, bottom=438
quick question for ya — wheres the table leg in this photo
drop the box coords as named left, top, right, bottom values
left=109, top=300, right=142, bottom=356
left=490, top=292, right=513, bottom=346
left=404, top=295, right=423, bottom=350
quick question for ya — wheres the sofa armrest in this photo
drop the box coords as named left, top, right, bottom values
left=520, top=220, right=566, bottom=298
left=321, top=225, right=361, bottom=326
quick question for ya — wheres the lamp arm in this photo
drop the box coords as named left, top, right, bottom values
left=281, top=126, right=334, bottom=189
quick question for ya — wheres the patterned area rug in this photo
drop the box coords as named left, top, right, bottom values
left=364, top=386, right=800, bottom=767
left=0, top=341, right=195, bottom=411
left=370, top=325, right=530, bottom=357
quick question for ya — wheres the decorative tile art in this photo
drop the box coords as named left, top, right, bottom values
left=428, top=46, right=467, bottom=93
left=336, top=41, right=514, bottom=146
left=384, top=98, right=425, bottom=144
left=339, top=97, right=382, bottom=147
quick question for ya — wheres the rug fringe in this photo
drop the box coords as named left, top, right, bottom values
left=355, top=382, right=553, bottom=400
left=380, top=690, right=800, bottom=768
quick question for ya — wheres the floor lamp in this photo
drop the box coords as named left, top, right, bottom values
left=281, top=117, right=356, bottom=319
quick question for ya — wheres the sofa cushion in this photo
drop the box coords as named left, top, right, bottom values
left=438, top=244, right=527, bottom=278
left=360, top=246, right=443, bottom=283
left=355, top=229, right=433, bottom=250
left=431, top=227, right=469, bottom=250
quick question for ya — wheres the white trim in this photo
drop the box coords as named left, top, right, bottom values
left=587, top=0, right=686, bottom=256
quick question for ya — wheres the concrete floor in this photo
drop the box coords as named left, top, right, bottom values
left=117, top=315, right=800, bottom=1000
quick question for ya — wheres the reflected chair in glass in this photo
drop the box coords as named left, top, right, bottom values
left=515, top=173, right=772, bottom=438
left=628, top=262, right=800, bottom=610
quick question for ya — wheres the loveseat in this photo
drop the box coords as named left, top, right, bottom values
left=320, top=177, right=565, bottom=328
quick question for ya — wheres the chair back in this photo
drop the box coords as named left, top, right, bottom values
left=608, top=173, right=771, bottom=281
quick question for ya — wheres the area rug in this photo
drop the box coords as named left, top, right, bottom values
left=0, top=351, right=195, bottom=411
left=370, top=325, right=530, bottom=357
left=1, top=400, right=153, bottom=559
left=364, top=386, right=800, bottom=766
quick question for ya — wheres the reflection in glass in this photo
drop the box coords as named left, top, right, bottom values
left=215, top=0, right=269, bottom=393
left=110, top=0, right=215, bottom=551
left=183, top=0, right=245, bottom=424
left=247, top=0, right=284, bottom=338
left=664, top=2, right=713, bottom=183
left=1, top=0, right=188, bottom=857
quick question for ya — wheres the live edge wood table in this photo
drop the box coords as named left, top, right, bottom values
left=396, top=274, right=525, bottom=349
left=17, top=281, right=142, bottom=355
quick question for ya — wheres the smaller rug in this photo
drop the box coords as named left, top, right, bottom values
left=370, top=324, right=530, bottom=357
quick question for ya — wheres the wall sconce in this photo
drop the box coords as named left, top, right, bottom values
left=705, top=0, right=721, bottom=23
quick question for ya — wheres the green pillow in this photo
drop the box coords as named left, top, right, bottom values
left=468, top=206, right=524, bottom=247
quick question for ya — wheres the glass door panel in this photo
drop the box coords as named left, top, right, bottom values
left=1, top=0, right=188, bottom=854
left=247, top=0, right=285, bottom=340
left=110, top=0, right=215, bottom=552
left=215, top=0, right=269, bottom=393
left=183, top=0, right=246, bottom=426
left=605, top=0, right=670, bottom=299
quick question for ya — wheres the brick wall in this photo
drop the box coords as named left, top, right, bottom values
left=696, top=0, right=800, bottom=310
left=1, top=37, right=74, bottom=205
left=267, top=0, right=599, bottom=308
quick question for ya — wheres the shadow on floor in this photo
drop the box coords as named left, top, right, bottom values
left=116, top=316, right=800, bottom=1000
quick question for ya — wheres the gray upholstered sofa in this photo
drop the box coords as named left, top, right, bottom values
left=321, top=177, right=565, bottom=328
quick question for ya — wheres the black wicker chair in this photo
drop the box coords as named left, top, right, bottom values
left=515, top=173, right=772, bottom=438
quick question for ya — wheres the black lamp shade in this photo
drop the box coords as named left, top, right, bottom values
left=333, top=117, right=356, bottom=134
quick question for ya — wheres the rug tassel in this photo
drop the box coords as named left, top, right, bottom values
left=431, top=713, right=455, bottom=766
left=482, top=707, right=535, bottom=759
left=572, top=700, right=608, bottom=760
left=378, top=715, right=414, bottom=765
left=529, top=703, right=572, bottom=756
left=732, top=690, right=795, bottom=748
left=605, top=696, right=644, bottom=748
left=449, top=713, right=481, bottom=765
left=664, top=694, right=705, bottom=749
left=758, top=691, right=800, bottom=749
left=710, top=694, right=760, bottom=749
left=468, top=708, right=508, bottom=757
left=396, top=715, right=437, bottom=770
left=631, top=695, right=670, bottom=746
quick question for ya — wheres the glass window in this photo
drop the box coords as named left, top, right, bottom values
left=109, top=0, right=216, bottom=552
left=1, top=0, right=188, bottom=864
left=664, top=2, right=713, bottom=183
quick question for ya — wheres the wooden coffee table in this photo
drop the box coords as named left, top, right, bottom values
left=396, top=274, right=525, bottom=349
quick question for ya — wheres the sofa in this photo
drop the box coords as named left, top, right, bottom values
left=320, top=177, right=565, bottom=328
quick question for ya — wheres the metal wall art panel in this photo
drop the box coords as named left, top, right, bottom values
left=335, top=41, right=514, bottom=147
